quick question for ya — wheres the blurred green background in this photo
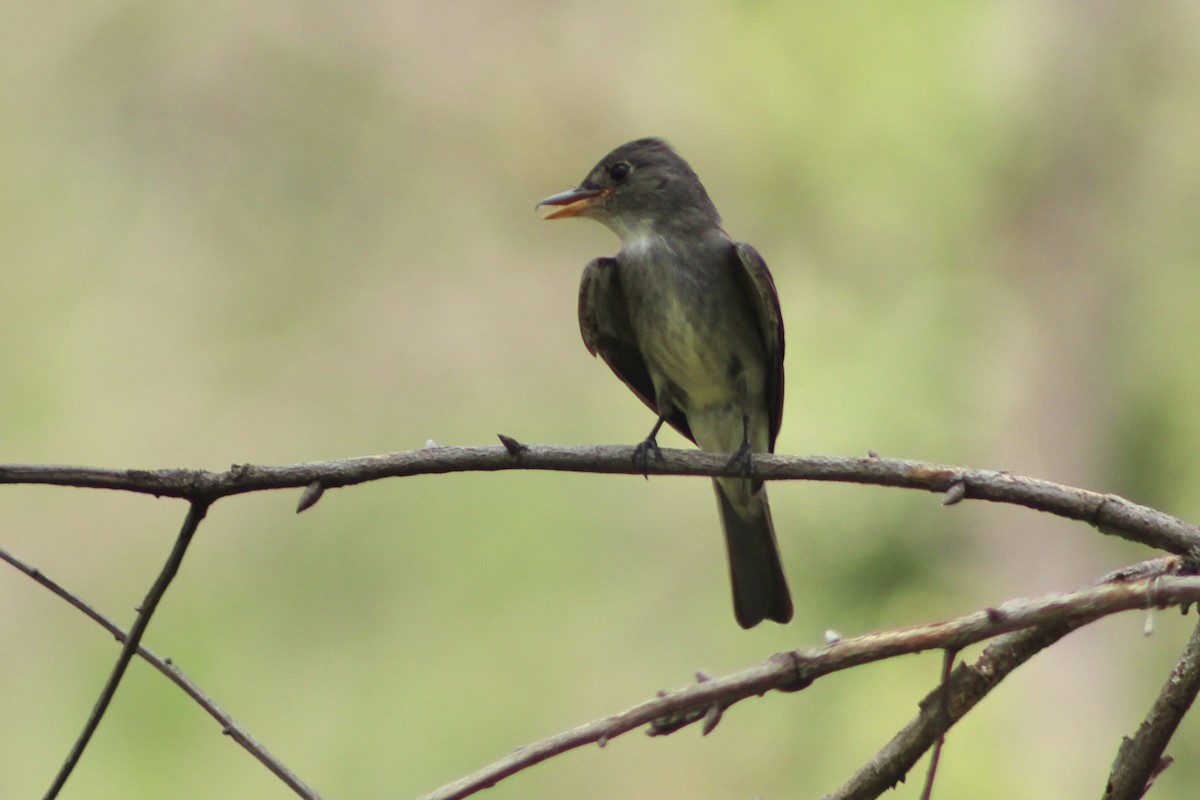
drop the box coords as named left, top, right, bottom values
left=3, top=1, right=1200, bottom=798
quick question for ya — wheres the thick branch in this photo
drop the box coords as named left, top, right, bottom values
left=419, top=570, right=1200, bottom=800
left=2, top=445, right=1198, bottom=556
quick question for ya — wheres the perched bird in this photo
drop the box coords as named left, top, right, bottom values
left=538, top=138, right=792, bottom=628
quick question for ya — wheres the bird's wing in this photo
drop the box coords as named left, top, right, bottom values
left=731, top=242, right=785, bottom=451
left=578, top=257, right=695, bottom=443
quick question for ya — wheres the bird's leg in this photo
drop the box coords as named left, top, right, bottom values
left=632, top=414, right=667, bottom=477
left=724, top=413, right=755, bottom=479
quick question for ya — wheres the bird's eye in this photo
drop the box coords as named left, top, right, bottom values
left=608, top=162, right=631, bottom=182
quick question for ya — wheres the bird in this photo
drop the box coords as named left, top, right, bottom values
left=538, top=137, right=792, bottom=628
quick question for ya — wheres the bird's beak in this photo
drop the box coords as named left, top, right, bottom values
left=536, top=187, right=606, bottom=220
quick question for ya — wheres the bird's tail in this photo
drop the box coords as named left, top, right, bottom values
left=714, top=479, right=793, bottom=628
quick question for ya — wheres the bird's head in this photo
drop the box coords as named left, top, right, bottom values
left=538, top=138, right=720, bottom=240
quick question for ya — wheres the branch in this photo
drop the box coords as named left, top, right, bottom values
left=829, top=558, right=1183, bottom=800
left=916, top=648, right=957, bottom=800
left=1103, top=616, right=1200, bottom=799
left=846, top=625, right=1079, bottom=800
left=2, top=444, right=1198, bottom=556
left=419, top=567, right=1200, bottom=800
left=8, top=446, right=1200, bottom=797
left=0, top=545, right=321, bottom=800
left=42, top=500, right=209, bottom=800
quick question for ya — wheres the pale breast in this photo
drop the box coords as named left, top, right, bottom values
left=617, top=238, right=767, bottom=413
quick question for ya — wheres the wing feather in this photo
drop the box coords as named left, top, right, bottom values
left=578, top=257, right=694, bottom=443
left=731, top=243, right=785, bottom=451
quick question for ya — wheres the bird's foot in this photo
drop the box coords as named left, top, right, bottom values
left=724, top=440, right=755, bottom=479
left=632, top=437, right=664, bottom=477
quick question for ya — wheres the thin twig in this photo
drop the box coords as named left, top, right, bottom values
left=918, top=648, right=957, bottom=800
left=43, top=500, right=210, bottom=800
left=419, top=570, right=1200, bottom=800
left=1103, top=617, right=1200, bottom=799
left=2, top=446, right=1199, bottom=556
left=0, top=545, right=321, bottom=800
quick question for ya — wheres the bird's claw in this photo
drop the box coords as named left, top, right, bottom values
left=632, top=438, right=664, bottom=477
left=724, top=441, right=755, bottom=479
